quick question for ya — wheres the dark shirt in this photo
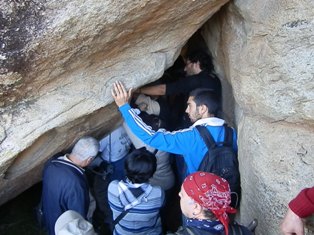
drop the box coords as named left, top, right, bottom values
left=164, top=70, right=222, bottom=129
left=165, top=70, right=221, bottom=98
left=167, top=223, right=253, bottom=235
left=42, top=155, right=90, bottom=235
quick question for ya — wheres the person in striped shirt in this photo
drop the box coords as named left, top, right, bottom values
left=108, top=148, right=165, bottom=235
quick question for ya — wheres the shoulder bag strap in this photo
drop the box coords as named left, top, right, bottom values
left=195, top=125, right=216, bottom=150
left=108, top=133, right=112, bottom=163
left=113, top=186, right=151, bottom=226
left=113, top=208, right=130, bottom=226
left=153, top=148, right=158, bottom=155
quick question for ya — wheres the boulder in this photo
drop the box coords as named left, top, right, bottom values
left=0, top=0, right=228, bottom=205
left=202, top=0, right=314, bottom=234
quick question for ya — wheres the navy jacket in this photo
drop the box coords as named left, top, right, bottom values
left=42, top=155, right=90, bottom=235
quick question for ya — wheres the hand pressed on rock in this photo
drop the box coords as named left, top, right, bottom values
left=111, top=81, right=133, bottom=107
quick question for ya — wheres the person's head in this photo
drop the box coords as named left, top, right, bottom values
left=179, top=172, right=236, bottom=235
left=55, top=210, right=97, bottom=235
left=185, top=88, right=220, bottom=123
left=139, top=111, right=167, bottom=131
left=124, top=147, right=157, bottom=184
left=70, top=136, right=99, bottom=167
left=184, top=51, right=214, bottom=76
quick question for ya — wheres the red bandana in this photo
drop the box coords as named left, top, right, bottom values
left=183, top=171, right=237, bottom=235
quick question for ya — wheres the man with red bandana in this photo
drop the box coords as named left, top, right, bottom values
left=167, top=172, right=251, bottom=235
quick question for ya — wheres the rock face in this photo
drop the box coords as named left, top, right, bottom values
left=202, top=0, right=314, bottom=234
left=0, top=0, right=228, bottom=205
left=1, top=0, right=313, bottom=234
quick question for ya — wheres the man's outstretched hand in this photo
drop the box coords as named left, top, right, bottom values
left=111, top=81, right=133, bottom=107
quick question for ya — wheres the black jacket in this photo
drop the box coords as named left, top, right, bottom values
left=167, top=223, right=253, bottom=235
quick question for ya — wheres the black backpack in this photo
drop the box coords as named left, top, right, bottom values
left=195, top=125, right=241, bottom=208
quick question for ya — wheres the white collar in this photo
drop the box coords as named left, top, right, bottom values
left=58, top=154, right=84, bottom=170
left=192, top=117, right=225, bottom=127
left=59, top=154, right=71, bottom=162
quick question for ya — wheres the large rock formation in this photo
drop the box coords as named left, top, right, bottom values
left=1, top=0, right=313, bottom=234
left=202, top=1, right=314, bottom=234
left=0, top=0, right=228, bottom=204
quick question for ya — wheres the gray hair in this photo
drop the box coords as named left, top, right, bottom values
left=71, top=136, right=99, bottom=161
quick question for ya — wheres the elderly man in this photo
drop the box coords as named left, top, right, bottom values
left=42, top=136, right=99, bottom=235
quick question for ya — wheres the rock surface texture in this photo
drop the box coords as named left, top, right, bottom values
left=0, top=0, right=228, bottom=204
left=1, top=0, right=313, bottom=234
left=202, top=0, right=314, bottom=234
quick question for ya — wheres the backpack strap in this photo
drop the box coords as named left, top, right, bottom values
left=223, top=124, right=234, bottom=147
left=196, top=124, right=234, bottom=149
left=195, top=125, right=216, bottom=149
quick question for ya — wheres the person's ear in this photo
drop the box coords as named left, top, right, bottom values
left=199, top=104, right=208, bottom=115
left=193, top=202, right=203, bottom=217
left=84, top=157, right=93, bottom=167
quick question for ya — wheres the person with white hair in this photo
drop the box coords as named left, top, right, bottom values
left=42, top=136, right=99, bottom=235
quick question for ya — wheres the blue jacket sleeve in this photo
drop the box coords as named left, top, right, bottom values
left=119, top=104, right=195, bottom=155
left=232, top=128, right=238, bottom=152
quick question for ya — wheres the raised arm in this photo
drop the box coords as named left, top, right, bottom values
left=111, top=81, right=193, bottom=155
left=140, top=84, right=166, bottom=96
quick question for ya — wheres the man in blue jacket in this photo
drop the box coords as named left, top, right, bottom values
left=42, top=136, right=99, bottom=235
left=111, top=81, right=237, bottom=176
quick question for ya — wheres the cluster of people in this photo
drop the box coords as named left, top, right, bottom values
left=40, top=50, right=313, bottom=235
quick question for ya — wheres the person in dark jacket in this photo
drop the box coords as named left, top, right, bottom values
left=138, top=50, right=221, bottom=99
left=42, top=136, right=99, bottom=235
left=138, top=50, right=221, bottom=129
left=167, top=172, right=252, bottom=235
